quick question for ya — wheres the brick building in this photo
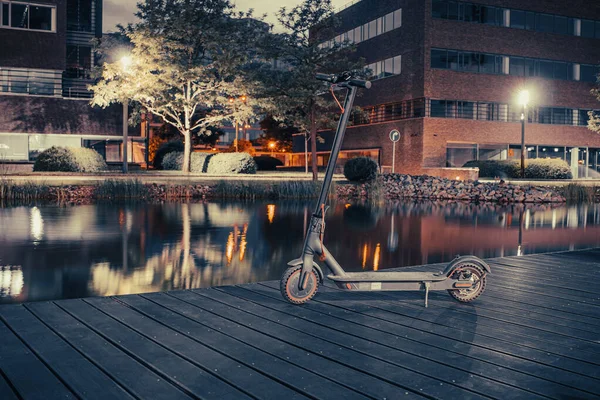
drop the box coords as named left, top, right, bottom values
left=292, top=0, right=600, bottom=178
left=0, top=0, right=142, bottom=165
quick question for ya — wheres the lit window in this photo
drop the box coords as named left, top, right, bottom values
left=393, top=9, right=402, bottom=28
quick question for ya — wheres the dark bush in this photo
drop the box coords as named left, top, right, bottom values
left=463, top=160, right=520, bottom=178
left=464, top=159, right=572, bottom=179
left=162, top=152, right=213, bottom=172
left=153, top=140, right=184, bottom=169
left=33, top=146, right=107, bottom=172
left=525, top=158, right=572, bottom=179
left=343, top=157, right=379, bottom=182
left=206, top=153, right=257, bottom=174
left=254, top=155, right=283, bottom=171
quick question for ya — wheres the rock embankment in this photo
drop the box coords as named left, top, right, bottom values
left=336, top=174, right=566, bottom=203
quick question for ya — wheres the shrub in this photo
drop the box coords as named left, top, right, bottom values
left=70, top=147, right=108, bottom=172
left=463, top=160, right=520, bottom=179
left=153, top=140, right=184, bottom=169
left=162, top=152, right=213, bottom=172
left=206, top=152, right=257, bottom=174
left=343, top=157, right=379, bottom=182
left=33, top=146, right=107, bottom=172
left=525, top=158, right=572, bottom=179
left=463, top=158, right=573, bottom=179
left=148, top=136, right=166, bottom=164
left=254, top=155, right=283, bottom=171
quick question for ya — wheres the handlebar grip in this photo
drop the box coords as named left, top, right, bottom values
left=349, top=79, right=371, bottom=89
left=315, top=73, right=335, bottom=83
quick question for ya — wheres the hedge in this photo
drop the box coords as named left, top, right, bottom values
left=33, top=146, right=107, bottom=173
left=153, top=140, right=184, bottom=169
left=343, top=157, right=379, bottom=182
left=162, top=151, right=257, bottom=174
left=254, top=155, right=283, bottom=171
left=464, top=158, right=573, bottom=179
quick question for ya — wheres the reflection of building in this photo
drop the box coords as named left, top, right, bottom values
left=0, top=0, right=144, bottom=167
left=295, top=0, right=600, bottom=178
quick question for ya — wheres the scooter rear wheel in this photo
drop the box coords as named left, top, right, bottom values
left=280, top=266, right=319, bottom=305
left=447, top=263, right=487, bottom=303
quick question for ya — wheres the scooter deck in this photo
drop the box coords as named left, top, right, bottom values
left=328, top=271, right=447, bottom=282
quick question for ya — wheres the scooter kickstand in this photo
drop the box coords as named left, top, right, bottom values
left=424, top=282, right=430, bottom=308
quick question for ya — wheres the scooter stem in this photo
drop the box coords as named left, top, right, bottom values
left=299, top=85, right=358, bottom=290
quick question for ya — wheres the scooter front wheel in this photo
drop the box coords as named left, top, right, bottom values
left=447, top=263, right=487, bottom=303
left=280, top=266, right=319, bottom=305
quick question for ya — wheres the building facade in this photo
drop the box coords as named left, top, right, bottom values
left=294, top=0, right=600, bottom=178
left=0, top=0, right=141, bottom=165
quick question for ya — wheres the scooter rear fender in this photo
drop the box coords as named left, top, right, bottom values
left=287, top=258, right=325, bottom=283
left=442, top=255, right=491, bottom=276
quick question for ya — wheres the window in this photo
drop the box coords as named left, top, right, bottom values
left=353, top=26, right=361, bottom=43
left=384, top=11, right=394, bottom=32
left=536, top=60, right=554, bottom=79
left=553, top=62, right=568, bottom=80
left=447, top=1, right=458, bottom=20
left=392, top=55, right=401, bottom=75
left=461, top=52, right=479, bottom=72
left=447, top=143, right=477, bottom=167
left=11, top=3, right=28, bottom=28
left=368, top=20, right=377, bottom=39
left=432, top=0, right=446, bottom=19
left=458, top=101, right=475, bottom=118
left=580, top=64, right=598, bottom=82
left=510, top=10, right=525, bottom=29
left=393, top=9, right=402, bottom=28
left=431, top=49, right=447, bottom=69
left=596, top=21, right=600, bottom=39
left=462, top=4, right=479, bottom=22
left=525, top=11, right=535, bottom=30
left=538, top=107, right=552, bottom=124
left=67, top=0, right=92, bottom=32
left=480, top=5, right=496, bottom=25
left=66, top=45, right=92, bottom=78
left=536, top=13, right=554, bottom=33
left=554, top=16, right=568, bottom=35
left=1, top=3, right=8, bottom=26
left=479, top=54, right=500, bottom=74
left=568, top=18, right=578, bottom=35
left=581, top=19, right=595, bottom=38
left=552, top=108, right=569, bottom=124
left=578, top=110, right=591, bottom=126
left=430, top=100, right=447, bottom=117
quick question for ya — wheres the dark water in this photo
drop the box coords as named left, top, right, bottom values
left=1, top=200, right=599, bottom=304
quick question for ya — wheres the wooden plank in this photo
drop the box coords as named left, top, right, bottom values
left=25, top=301, right=193, bottom=400
left=83, top=297, right=304, bottom=400
left=492, top=258, right=600, bottom=278
left=0, top=367, right=23, bottom=400
left=133, top=293, right=423, bottom=400
left=118, top=293, right=366, bottom=400
left=0, top=304, right=134, bottom=400
left=305, top=283, right=600, bottom=367
left=0, top=320, right=74, bottom=400
left=239, top=283, right=600, bottom=398
left=58, top=298, right=252, bottom=400
left=176, top=289, right=519, bottom=400
left=258, top=281, right=600, bottom=381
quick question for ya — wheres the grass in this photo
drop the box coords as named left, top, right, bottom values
left=0, top=179, right=52, bottom=202
left=561, top=183, right=599, bottom=203
left=94, top=179, right=150, bottom=200
left=211, top=180, right=322, bottom=200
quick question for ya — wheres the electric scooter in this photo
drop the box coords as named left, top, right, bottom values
left=280, top=72, right=490, bottom=307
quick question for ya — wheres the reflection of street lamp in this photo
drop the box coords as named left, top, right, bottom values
left=120, top=55, right=133, bottom=173
left=268, top=141, right=276, bottom=155
left=518, top=90, right=530, bottom=179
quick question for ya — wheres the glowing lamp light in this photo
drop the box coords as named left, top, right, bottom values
left=554, top=148, right=559, bottom=152
left=518, top=90, right=530, bottom=107
left=120, top=55, right=133, bottom=71
left=456, top=176, right=461, bottom=180
left=268, top=142, right=276, bottom=149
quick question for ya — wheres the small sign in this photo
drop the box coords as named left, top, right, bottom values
left=389, top=129, right=400, bottom=142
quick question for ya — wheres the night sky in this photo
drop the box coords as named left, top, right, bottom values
left=103, top=0, right=349, bottom=32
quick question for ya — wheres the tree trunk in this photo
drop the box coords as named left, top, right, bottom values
left=310, top=106, right=318, bottom=181
left=182, top=130, right=192, bottom=173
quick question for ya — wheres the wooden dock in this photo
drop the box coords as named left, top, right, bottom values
left=0, top=249, right=599, bottom=399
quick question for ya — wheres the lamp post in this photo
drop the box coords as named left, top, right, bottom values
left=120, top=56, right=132, bottom=174
left=518, top=90, right=529, bottom=179
left=269, top=141, right=276, bottom=156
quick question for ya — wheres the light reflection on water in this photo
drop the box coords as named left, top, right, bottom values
left=0, top=201, right=599, bottom=304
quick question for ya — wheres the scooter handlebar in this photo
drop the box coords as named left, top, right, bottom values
left=316, top=73, right=371, bottom=89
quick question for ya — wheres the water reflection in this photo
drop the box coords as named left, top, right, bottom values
left=0, top=201, right=599, bottom=303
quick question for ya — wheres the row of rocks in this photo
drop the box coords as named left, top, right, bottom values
left=336, top=174, right=567, bottom=203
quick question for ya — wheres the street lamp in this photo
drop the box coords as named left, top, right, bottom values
left=120, top=55, right=133, bottom=174
left=518, top=89, right=530, bottom=179
left=268, top=141, right=276, bottom=155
